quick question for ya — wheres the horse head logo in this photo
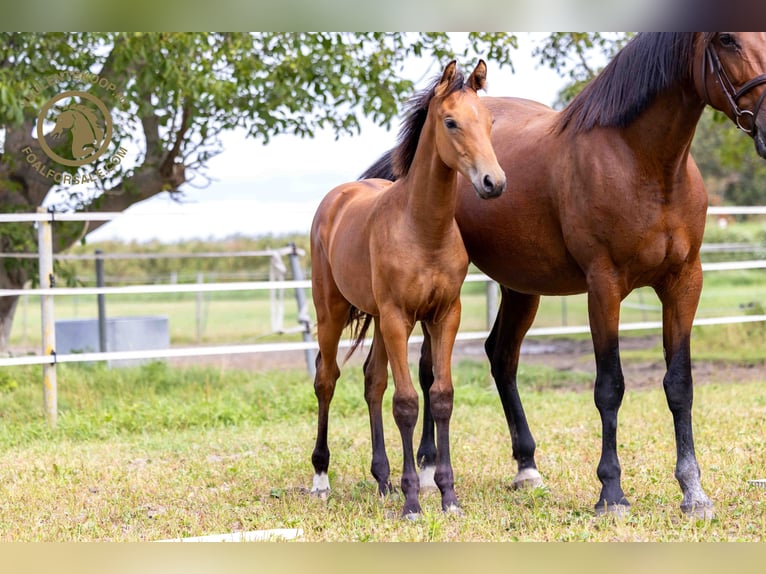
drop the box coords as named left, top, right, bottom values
left=48, top=102, right=105, bottom=161
left=38, top=90, right=113, bottom=167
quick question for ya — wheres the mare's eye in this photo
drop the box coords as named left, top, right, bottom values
left=719, top=33, right=737, bottom=49
left=444, top=118, right=458, bottom=130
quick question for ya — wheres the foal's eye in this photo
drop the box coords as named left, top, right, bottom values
left=444, top=118, right=458, bottom=130
left=719, top=33, right=738, bottom=49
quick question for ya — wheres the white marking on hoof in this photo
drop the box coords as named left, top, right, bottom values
left=510, top=468, right=544, bottom=490
left=310, top=472, right=330, bottom=499
left=418, top=465, right=439, bottom=491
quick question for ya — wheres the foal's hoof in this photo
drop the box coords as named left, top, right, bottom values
left=418, top=466, right=439, bottom=492
left=594, top=502, right=630, bottom=518
left=310, top=488, right=329, bottom=500
left=310, top=473, right=330, bottom=499
left=681, top=502, right=715, bottom=520
left=443, top=503, right=464, bottom=517
left=377, top=481, right=394, bottom=497
left=510, top=468, right=544, bottom=490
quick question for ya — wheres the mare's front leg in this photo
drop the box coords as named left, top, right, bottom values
left=587, top=271, right=630, bottom=515
left=379, top=307, right=421, bottom=518
left=424, top=302, right=462, bottom=513
left=656, top=262, right=714, bottom=518
left=485, top=287, right=544, bottom=489
left=364, top=319, right=392, bottom=495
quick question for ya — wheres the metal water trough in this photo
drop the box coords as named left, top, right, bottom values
left=55, top=316, right=170, bottom=367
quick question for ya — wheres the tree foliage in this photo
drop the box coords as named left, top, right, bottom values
left=0, top=32, right=519, bottom=350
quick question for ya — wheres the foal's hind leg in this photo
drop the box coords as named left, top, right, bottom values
left=364, top=319, right=393, bottom=495
left=485, top=288, right=543, bottom=489
left=310, top=271, right=351, bottom=499
left=656, top=264, right=714, bottom=518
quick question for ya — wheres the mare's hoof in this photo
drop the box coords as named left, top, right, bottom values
left=402, top=511, right=421, bottom=522
left=418, top=466, right=439, bottom=492
left=594, top=502, right=630, bottom=518
left=681, top=502, right=715, bottom=520
left=510, top=468, right=544, bottom=490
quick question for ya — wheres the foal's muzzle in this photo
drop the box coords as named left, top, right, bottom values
left=472, top=171, right=506, bottom=199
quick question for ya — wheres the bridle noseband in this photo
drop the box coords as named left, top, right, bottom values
left=703, top=39, right=766, bottom=135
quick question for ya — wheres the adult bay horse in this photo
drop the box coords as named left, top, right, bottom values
left=310, top=60, right=506, bottom=518
left=364, top=33, right=766, bottom=518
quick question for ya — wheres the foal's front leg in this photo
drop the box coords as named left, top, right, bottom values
left=424, top=302, right=462, bottom=513
left=379, top=308, right=421, bottom=518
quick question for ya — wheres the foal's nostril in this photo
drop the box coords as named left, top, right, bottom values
left=483, top=174, right=494, bottom=191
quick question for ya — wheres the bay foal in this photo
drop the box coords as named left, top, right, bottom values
left=309, top=60, right=505, bottom=517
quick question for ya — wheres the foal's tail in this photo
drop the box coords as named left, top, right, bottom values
left=343, top=306, right=373, bottom=363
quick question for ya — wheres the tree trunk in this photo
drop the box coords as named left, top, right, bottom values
left=0, top=291, right=20, bottom=353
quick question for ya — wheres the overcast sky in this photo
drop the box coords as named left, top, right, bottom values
left=87, top=33, right=568, bottom=243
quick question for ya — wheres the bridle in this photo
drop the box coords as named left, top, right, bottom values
left=702, top=36, right=766, bottom=135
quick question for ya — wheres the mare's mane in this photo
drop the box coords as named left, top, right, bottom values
left=556, top=32, right=714, bottom=134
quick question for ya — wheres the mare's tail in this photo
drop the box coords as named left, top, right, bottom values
left=343, top=306, right=373, bottom=363
left=359, top=148, right=397, bottom=181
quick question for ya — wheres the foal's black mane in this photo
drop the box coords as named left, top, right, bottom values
left=556, top=32, right=714, bottom=134
left=360, top=68, right=466, bottom=180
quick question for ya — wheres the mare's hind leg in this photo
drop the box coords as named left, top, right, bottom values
left=656, top=263, right=714, bottom=518
left=485, top=287, right=543, bottom=489
left=364, top=319, right=392, bottom=495
left=416, top=328, right=438, bottom=490
left=310, top=266, right=350, bottom=499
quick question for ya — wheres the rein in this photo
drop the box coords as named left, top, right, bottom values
left=703, top=41, right=766, bottom=134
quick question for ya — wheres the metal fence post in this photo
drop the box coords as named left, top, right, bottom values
left=288, top=243, right=316, bottom=378
left=95, top=249, right=107, bottom=353
left=37, top=207, right=57, bottom=428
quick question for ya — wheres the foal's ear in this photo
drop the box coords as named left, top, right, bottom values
left=435, top=60, right=458, bottom=97
left=467, top=59, right=488, bottom=92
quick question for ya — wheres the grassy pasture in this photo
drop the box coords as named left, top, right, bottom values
left=1, top=324, right=765, bottom=542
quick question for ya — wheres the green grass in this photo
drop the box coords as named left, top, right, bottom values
left=1, top=354, right=765, bottom=542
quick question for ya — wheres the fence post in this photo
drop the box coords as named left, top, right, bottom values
left=37, top=207, right=57, bottom=429
left=95, top=249, right=107, bottom=353
left=486, top=280, right=498, bottom=330
left=196, top=271, right=204, bottom=343
left=288, top=243, right=316, bottom=378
